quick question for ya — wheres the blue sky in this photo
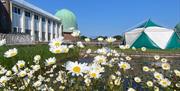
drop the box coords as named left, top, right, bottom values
left=26, top=0, right=180, bottom=37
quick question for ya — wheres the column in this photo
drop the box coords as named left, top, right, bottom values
left=38, top=16, right=42, bottom=42
left=30, top=13, right=35, bottom=41
left=45, top=18, right=48, bottom=42
left=10, top=1, right=13, bottom=32
left=59, top=24, right=63, bottom=38
left=21, top=9, right=25, bottom=33
left=50, top=21, right=53, bottom=40
left=55, top=23, right=58, bottom=38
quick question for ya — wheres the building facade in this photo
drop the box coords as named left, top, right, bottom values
left=0, top=0, right=63, bottom=42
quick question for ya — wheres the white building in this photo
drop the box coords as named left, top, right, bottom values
left=9, top=0, right=63, bottom=42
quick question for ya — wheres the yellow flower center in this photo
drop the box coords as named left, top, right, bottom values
left=90, top=73, right=97, bottom=78
left=121, top=64, right=127, bottom=69
left=10, top=52, right=16, bottom=57
left=55, top=49, right=61, bottom=53
left=19, top=64, right=24, bottom=68
left=162, top=81, right=167, bottom=85
left=54, top=42, right=61, bottom=46
left=73, top=66, right=81, bottom=73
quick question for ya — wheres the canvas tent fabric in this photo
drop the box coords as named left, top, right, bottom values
left=175, top=23, right=180, bottom=37
left=124, top=20, right=180, bottom=49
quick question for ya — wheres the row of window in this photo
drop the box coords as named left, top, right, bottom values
left=12, top=6, right=59, bottom=24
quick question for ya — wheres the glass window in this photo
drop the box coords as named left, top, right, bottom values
left=42, top=17, right=46, bottom=22
left=25, top=11, right=30, bottom=17
left=13, top=7, right=17, bottom=13
left=17, top=8, right=21, bottom=14
left=34, top=15, right=39, bottom=20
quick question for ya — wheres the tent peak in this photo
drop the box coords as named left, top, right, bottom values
left=137, top=19, right=161, bottom=28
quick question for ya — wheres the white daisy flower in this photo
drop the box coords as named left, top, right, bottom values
left=4, top=48, right=18, bottom=58
left=93, top=55, right=107, bottom=65
left=71, top=31, right=80, bottom=37
left=159, top=78, right=171, bottom=87
left=106, top=37, right=116, bottom=43
left=65, top=61, right=88, bottom=76
left=16, top=60, right=25, bottom=68
left=49, top=37, right=64, bottom=47
left=118, top=62, right=131, bottom=70
left=45, top=57, right=56, bottom=66
left=154, top=72, right=164, bottom=80
left=161, top=63, right=170, bottom=70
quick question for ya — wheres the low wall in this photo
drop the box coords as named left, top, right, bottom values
left=0, top=33, right=34, bottom=45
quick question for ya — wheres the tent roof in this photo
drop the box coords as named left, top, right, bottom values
left=137, top=19, right=161, bottom=28
left=175, top=23, right=180, bottom=31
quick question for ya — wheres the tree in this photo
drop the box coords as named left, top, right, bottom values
left=113, top=35, right=123, bottom=40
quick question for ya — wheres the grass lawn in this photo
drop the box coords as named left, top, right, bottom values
left=0, top=44, right=180, bottom=69
left=0, top=44, right=80, bottom=69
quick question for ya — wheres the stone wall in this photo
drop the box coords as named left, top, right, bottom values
left=0, top=33, right=34, bottom=45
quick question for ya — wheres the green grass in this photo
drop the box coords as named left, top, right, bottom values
left=0, top=44, right=80, bottom=69
left=0, top=44, right=180, bottom=69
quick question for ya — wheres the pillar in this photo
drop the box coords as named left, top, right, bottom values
left=30, top=13, right=35, bottom=41
left=38, top=16, right=42, bottom=41
left=59, top=24, right=63, bottom=38
left=50, top=21, right=53, bottom=40
left=21, top=9, right=25, bottom=33
left=55, top=23, right=58, bottom=38
left=45, top=18, right=48, bottom=42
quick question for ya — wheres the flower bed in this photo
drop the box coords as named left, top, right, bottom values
left=0, top=37, right=179, bottom=91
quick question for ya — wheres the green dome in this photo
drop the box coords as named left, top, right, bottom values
left=55, top=9, right=78, bottom=33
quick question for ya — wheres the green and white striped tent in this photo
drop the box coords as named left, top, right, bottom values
left=124, top=20, right=180, bottom=49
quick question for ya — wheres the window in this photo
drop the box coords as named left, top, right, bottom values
left=13, top=7, right=21, bottom=14
left=13, top=27, right=17, bottom=33
left=25, top=11, right=30, bottom=17
left=34, top=15, right=39, bottom=20
left=48, top=20, right=51, bottom=24
left=42, top=17, right=46, bottom=22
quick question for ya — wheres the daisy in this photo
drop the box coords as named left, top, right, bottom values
left=93, top=55, right=107, bottom=65
left=18, top=70, right=27, bottom=77
left=146, top=81, right=153, bottom=87
left=89, top=63, right=105, bottom=73
left=16, top=60, right=25, bottom=68
left=174, top=70, right=180, bottom=77
left=154, top=55, right=160, bottom=60
left=88, top=70, right=101, bottom=79
left=106, top=37, right=116, bottom=43
left=134, top=77, right=141, bottom=83
left=141, top=47, right=146, bottom=52
left=142, top=66, right=150, bottom=72
left=71, top=31, right=80, bottom=37
left=49, top=37, right=64, bottom=47
left=159, top=78, right=171, bottom=87
left=118, top=62, right=131, bottom=70
left=154, top=72, right=164, bottom=80
left=161, top=63, right=170, bottom=70
left=45, top=57, right=56, bottom=66
left=127, top=88, right=136, bottom=91
left=4, top=48, right=18, bottom=58
left=65, top=61, right=88, bottom=76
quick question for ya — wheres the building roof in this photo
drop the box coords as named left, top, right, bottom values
left=11, top=0, right=60, bottom=21
left=137, top=19, right=161, bottom=28
left=55, top=9, right=78, bottom=33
